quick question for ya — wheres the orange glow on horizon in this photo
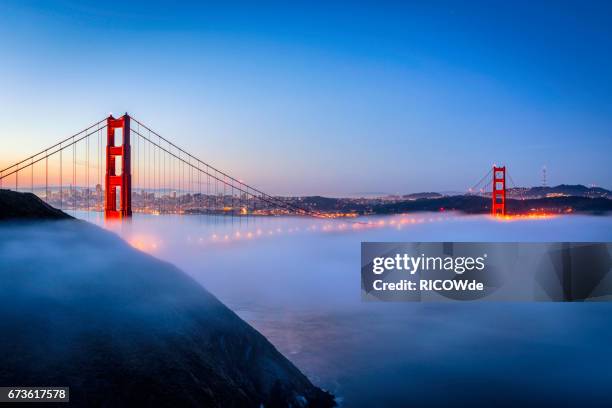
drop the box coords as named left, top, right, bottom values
left=492, top=212, right=558, bottom=221
left=94, top=210, right=569, bottom=251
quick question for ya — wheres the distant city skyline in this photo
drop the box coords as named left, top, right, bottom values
left=1, top=1, right=611, bottom=195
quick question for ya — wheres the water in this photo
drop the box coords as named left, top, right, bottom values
left=78, top=211, right=612, bottom=406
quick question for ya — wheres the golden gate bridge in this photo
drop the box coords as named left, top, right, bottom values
left=0, top=114, right=512, bottom=219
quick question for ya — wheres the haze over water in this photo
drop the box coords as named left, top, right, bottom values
left=78, top=212, right=612, bottom=407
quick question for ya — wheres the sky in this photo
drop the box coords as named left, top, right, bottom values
left=0, top=0, right=611, bottom=195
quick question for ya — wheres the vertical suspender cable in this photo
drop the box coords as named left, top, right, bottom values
left=45, top=152, right=48, bottom=202
left=60, top=147, right=62, bottom=210
left=87, top=129, right=89, bottom=212
left=72, top=136, right=75, bottom=213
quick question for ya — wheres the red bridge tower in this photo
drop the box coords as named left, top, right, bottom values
left=491, top=165, right=506, bottom=216
left=105, top=114, right=132, bottom=219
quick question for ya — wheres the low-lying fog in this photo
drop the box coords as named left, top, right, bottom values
left=10, top=212, right=612, bottom=406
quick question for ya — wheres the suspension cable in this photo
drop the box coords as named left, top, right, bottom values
left=0, top=125, right=108, bottom=181
left=468, top=167, right=493, bottom=194
left=130, top=127, right=318, bottom=216
left=0, top=118, right=107, bottom=175
left=130, top=117, right=318, bottom=216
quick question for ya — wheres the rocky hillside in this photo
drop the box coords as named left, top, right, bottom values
left=0, top=189, right=71, bottom=220
left=0, top=191, right=334, bottom=407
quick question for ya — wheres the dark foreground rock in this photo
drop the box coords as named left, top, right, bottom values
left=0, top=189, right=71, bottom=220
left=0, top=193, right=334, bottom=407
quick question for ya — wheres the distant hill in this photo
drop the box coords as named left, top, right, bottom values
left=402, top=192, right=443, bottom=200
left=294, top=193, right=612, bottom=215
left=396, top=184, right=610, bottom=200
left=375, top=195, right=489, bottom=214
left=507, top=196, right=612, bottom=214
left=298, top=196, right=349, bottom=211
left=373, top=195, right=612, bottom=215
left=509, top=184, right=611, bottom=199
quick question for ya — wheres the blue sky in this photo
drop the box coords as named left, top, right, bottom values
left=1, top=1, right=611, bottom=195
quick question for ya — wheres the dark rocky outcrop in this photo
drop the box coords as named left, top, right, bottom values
left=0, top=189, right=71, bottom=220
